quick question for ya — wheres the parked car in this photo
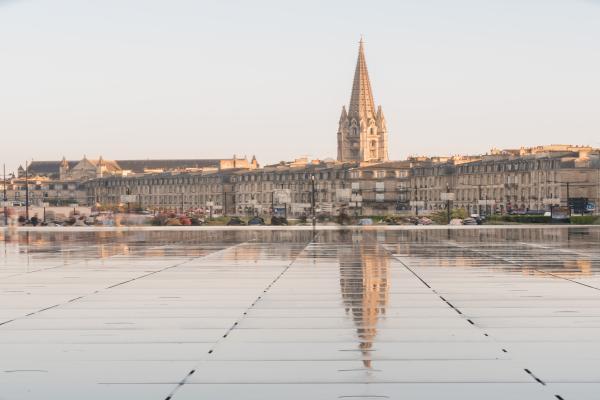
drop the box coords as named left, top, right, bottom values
left=271, top=216, right=288, bottom=225
left=248, top=216, right=265, bottom=225
left=227, top=217, right=246, bottom=226
left=358, top=218, right=373, bottom=226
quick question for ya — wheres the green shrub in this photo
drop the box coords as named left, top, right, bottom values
left=570, top=215, right=600, bottom=225
left=430, top=208, right=469, bottom=224
left=486, top=215, right=551, bottom=224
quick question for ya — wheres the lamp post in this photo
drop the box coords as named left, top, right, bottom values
left=25, top=161, right=29, bottom=221
left=310, top=174, right=316, bottom=228
left=3, top=164, right=7, bottom=226
left=271, top=190, right=274, bottom=218
left=446, top=184, right=451, bottom=224
left=125, top=186, right=131, bottom=214
left=477, top=184, right=482, bottom=216
left=597, top=159, right=600, bottom=216
left=566, top=181, right=571, bottom=216
left=414, top=184, right=419, bottom=217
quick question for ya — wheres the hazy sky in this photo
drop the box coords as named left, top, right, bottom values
left=1, top=0, right=600, bottom=173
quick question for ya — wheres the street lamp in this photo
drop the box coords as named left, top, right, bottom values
left=2, top=164, right=7, bottom=226
left=23, top=161, right=31, bottom=221
left=310, top=174, right=316, bottom=228
left=446, top=184, right=451, bottom=224
left=125, top=186, right=131, bottom=214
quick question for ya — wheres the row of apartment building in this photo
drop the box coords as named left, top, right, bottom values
left=82, top=146, right=599, bottom=217
left=4, top=146, right=598, bottom=217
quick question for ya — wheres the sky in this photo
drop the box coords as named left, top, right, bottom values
left=1, top=0, right=600, bottom=173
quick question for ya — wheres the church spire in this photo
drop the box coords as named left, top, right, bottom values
left=348, top=37, right=376, bottom=119
left=337, top=38, right=388, bottom=163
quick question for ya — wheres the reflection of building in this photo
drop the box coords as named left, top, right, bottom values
left=338, top=235, right=389, bottom=368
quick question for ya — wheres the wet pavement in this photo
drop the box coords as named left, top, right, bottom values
left=1, top=226, right=600, bottom=399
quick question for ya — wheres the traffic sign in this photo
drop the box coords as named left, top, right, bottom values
left=441, top=193, right=455, bottom=201
left=120, top=195, right=137, bottom=203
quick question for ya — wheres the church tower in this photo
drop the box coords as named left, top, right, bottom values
left=337, top=38, right=388, bottom=163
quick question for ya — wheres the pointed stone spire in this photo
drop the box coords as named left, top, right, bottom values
left=339, top=105, right=348, bottom=122
left=348, top=37, right=376, bottom=120
left=337, top=38, right=389, bottom=163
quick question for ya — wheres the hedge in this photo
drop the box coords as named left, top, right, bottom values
left=570, top=216, right=600, bottom=225
left=486, top=215, right=552, bottom=224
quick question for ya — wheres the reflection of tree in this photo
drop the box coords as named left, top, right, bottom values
left=339, top=233, right=389, bottom=369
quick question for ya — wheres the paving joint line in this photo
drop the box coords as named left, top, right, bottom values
left=438, top=240, right=571, bottom=399
left=0, top=243, right=242, bottom=327
left=164, top=232, right=322, bottom=400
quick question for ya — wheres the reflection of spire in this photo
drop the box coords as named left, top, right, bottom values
left=339, top=235, right=389, bottom=368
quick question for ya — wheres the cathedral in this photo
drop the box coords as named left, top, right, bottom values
left=337, top=38, right=389, bottom=163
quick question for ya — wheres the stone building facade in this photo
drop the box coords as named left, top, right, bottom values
left=1, top=177, right=86, bottom=206
left=348, top=161, right=413, bottom=216
left=86, top=172, right=228, bottom=214
left=86, top=158, right=357, bottom=217
left=337, top=39, right=388, bottom=163
left=25, top=155, right=258, bottom=181
left=59, top=156, right=121, bottom=181
left=83, top=146, right=599, bottom=217
left=228, top=159, right=356, bottom=217
left=407, top=146, right=600, bottom=215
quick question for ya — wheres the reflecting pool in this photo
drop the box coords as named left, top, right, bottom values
left=1, top=226, right=600, bottom=399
